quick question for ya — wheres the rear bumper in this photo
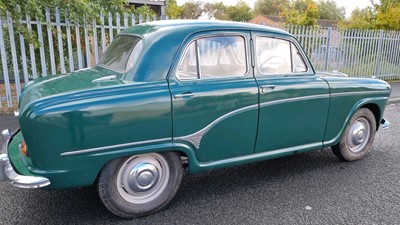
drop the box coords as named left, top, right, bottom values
left=0, top=129, right=50, bottom=188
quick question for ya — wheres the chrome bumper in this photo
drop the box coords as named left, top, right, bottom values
left=381, top=118, right=390, bottom=130
left=0, top=129, right=50, bottom=188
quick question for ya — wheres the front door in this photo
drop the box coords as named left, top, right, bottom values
left=169, top=32, right=259, bottom=162
left=252, top=33, right=330, bottom=153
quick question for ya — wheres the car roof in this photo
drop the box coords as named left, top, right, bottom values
left=121, top=19, right=292, bottom=37
left=118, top=20, right=294, bottom=82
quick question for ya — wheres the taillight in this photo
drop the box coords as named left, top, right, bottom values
left=20, top=141, right=27, bottom=156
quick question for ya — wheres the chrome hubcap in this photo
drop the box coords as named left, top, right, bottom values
left=117, top=153, right=169, bottom=204
left=128, top=163, right=159, bottom=193
left=347, top=118, right=371, bottom=153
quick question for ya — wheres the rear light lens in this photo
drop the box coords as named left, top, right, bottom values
left=21, top=141, right=27, bottom=156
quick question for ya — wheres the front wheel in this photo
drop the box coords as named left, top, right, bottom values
left=97, top=152, right=183, bottom=218
left=332, top=108, right=376, bottom=161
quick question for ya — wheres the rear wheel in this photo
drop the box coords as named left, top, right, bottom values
left=332, top=108, right=376, bottom=161
left=97, top=152, right=183, bottom=218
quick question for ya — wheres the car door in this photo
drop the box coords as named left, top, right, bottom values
left=169, top=32, right=259, bottom=162
left=252, top=33, right=330, bottom=153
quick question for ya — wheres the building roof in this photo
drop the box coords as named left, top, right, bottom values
left=249, top=15, right=281, bottom=27
left=128, top=0, right=165, bottom=6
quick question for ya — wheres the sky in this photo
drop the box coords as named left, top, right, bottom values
left=176, top=0, right=379, bottom=18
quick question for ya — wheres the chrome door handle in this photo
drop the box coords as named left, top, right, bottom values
left=174, top=92, right=195, bottom=99
left=260, top=85, right=276, bottom=94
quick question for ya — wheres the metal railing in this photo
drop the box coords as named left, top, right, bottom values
left=1, top=9, right=400, bottom=109
left=286, top=26, right=400, bottom=80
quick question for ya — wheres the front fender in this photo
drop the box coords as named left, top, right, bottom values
left=323, top=96, right=389, bottom=147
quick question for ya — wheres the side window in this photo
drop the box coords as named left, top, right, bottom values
left=291, top=43, right=307, bottom=73
left=256, top=38, right=291, bottom=74
left=256, top=37, right=308, bottom=75
left=178, top=36, right=247, bottom=80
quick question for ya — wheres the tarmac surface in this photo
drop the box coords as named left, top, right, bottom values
left=389, top=81, right=400, bottom=101
left=0, top=81, right=399, bottom=224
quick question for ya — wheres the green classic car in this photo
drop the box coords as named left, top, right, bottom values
left=0, top=20, right=391, bottom=218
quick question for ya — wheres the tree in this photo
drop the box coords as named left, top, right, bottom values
left=180, top=1, right=203, bottom=19
left=375, top=0, right=400, bottom=30
left=0, top=0, right=132, bottom=46
left=203, top=2, right=228, bottom=20
left=340, top=7, right=375, bottom=29
left=133, top=5, right=156, bottom=19
left=166, top=0, right=181, bottom=19
left=225, top=1, right=254, bottom=22
left=317, top=0, right=346, bottom=20
left=376, top=5, right=400, bottom=30
left=282, top=0, right=320, bottom=26
left=254, top=0, right=289, bottom=16
left=340, top=0, right=400, bottom=30
left=374, top=0, right=400, bottom=12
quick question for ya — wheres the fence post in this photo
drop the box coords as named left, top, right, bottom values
left=374, top=30, right=384, bottom=78
left=26, top=13, right=38, bottom=79
left=0, top=17, right=13, bottom=107
left=37, top=18, right=47, bottom=76
left=7, top=11, right=22, bottom=98
left=55, top=7, right=66, bottom=74
left=46, top=8, right=56, bottom=75
left=324, top=27, right=332, bottom=71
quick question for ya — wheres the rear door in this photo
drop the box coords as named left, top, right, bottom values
left=252, top=33, right=330, bottom=153
left=169, top=31, right=259, bottom=162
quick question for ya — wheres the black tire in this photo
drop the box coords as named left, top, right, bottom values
left=332, top=108, right=376, bottom=161
left=97, top=152, right=183, bottom=218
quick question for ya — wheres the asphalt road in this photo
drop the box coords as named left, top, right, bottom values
left=0, top=105, right=399, bottom=225
left=390, top=82, right=400, bottom=99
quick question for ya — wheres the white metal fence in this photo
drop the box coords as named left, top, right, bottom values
left=286, top=26, right=400, bottom=80
left=1, top=9, right=400, bottom=109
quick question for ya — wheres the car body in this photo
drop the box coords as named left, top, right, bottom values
left=0, top=20, right=391, bottom=218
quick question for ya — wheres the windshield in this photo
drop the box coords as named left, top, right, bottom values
left=99, top=35, right=143, bottom=73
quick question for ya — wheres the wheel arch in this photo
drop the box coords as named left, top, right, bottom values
left=361, top=103, right=381, bottom=131
left=92, top=142, right=199, bottom=186
left=323, top=97, right=387, bottom=147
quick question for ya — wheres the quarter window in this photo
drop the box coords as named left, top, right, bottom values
left=256, top=37, right=308, bottom=75
left=291, top=43, right=307, bottom=73
left=178, top=36, right=247, bottom=79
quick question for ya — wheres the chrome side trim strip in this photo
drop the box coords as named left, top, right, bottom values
left=199, top=142, right=321, bottom=168
left=175, top=104, right=259, bottom=149
left=331, top=90, right=389, bottom=97
left=260, top=94, right=329, bottom=107
left=176, top=94, right=329, bottom=149
left=92, top=75, right=117, bottom=83
left=61, top=137, right=172, bottom=156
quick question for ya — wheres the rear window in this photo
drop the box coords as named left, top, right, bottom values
left=99, top=35, right=143, bottom=72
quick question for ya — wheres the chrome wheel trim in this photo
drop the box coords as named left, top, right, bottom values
left=116, top=153, right=170, bottom=204
left=347, top=117, right=371, bottom=153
